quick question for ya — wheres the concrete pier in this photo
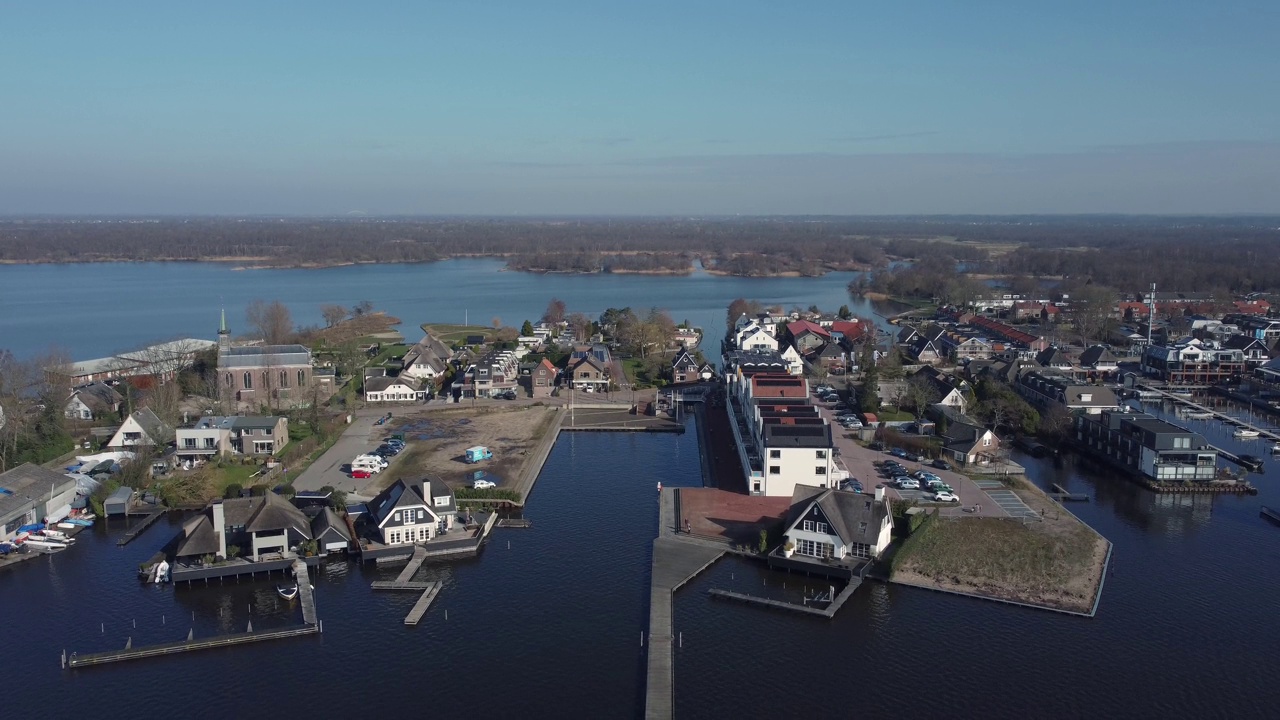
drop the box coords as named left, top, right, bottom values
left=644, top=489, right=725, bottom=720
left=292, top=559, right=317, bottom=626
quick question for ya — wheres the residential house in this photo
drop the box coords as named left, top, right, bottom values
left=1, top=464, right=80, bottom=540
left=1035, top=347, right=1076, bottom=374
left=175, top=493, right=314, bottom=562
left=367, top=477, right=457, bottom=547
left=566, top=355, right=609, bottom=391
left=737, top=323, right=779, bottom=353
left=460, top=349, right=521, bottom=398
left=930, top=405, right=1001, bottom=466
left=779, top=345, right=805, bottom=376
left=1075, top=410, right=1217, bottom=483
left=232, top=416, right=289, bottom=455
left=64, top=382, right=124, bottom=421
left=782, top=485, right=893, bottom=561
left=176, top=415, right=289, bottom=460
left=1078, top=345, right=1120, bottom=378
left=829, top=320, right=872, bottom=350
left=806, top=342, right=846, bottom=372
left=1222, top=335, right=1270, bottom=367
left=106, top=408, right=174, bottom=450
left=905, top=325, right=948, bottom=365
left=1141, top=339, right=1246, bottom=384
left=364, top=374, right=427, bottom=403
left=400, top=333, right=453, bottom=381
left=939, top=330, right=994, bottom=362
left=523, top=357, right=558, bottom=397
left=309, top=507, right=353, bottom=553
left=671, top=349, right=701, bottom=384
left=785, top=320, right=832, bottom=355
left=914, top=367, right=970, bottom=414
left=1015, top=371, right=1120, bottom=415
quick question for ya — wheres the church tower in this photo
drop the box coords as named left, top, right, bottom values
left=218, top=308, right=231, bottom=353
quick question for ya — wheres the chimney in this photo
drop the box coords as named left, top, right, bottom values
left=211, top=499, right=227, bottom=559
left=875, top=486, right=885, bottom=502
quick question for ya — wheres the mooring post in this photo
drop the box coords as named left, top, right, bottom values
left=100, top=623, right=103, bottom=633
left=61, top=650, right=66, bottom=669
left=640, top=632, right=644, bottom=647
left=132, top=618, right=136, bottom=629
left=188, top=628, right=194, bottom=641
left=679, top=632, right=683, bottom=648
left=162, top=614, right=165, bottom=625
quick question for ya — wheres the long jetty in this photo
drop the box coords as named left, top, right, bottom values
left=645, top=489, right=725, bottom=720
left=1140, top=384, right=1280, bottom=444
left=292, top=559, right=317, bottom=625
left=65, top=624, right=318, bottom=668
left=116, top=509, right=165, bottom=546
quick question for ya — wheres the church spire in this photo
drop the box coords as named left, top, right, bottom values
left=218, top=306, right=230, bottom=353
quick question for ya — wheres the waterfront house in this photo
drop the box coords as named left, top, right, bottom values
left=1141, top=339, right=1246, bottom=384
left=784, top=320, right=832, bottom=355
left=1222, top=335, right=1270, bottom=367
left=671, top=349, right=701, bottom=384
left=1, top=464, right=79, bottom=540
left=310, top=507, right=352, bottom=553
left=368, top=477, right=457, bottom=546
left=175, top=493, right=314, bottom=562
left=736, top=323, right=779, bottom=353
left=1016, top=371, right=1120, bottom=415
left=782, top=485, right=893, bottom=561
left=1078, top=345, right=1120, bottom=378
left=1075, top=410, right=1217, bottom=483
left=106, top=408, right=174, bottom=450
left=524, top=357, right=558, bottom=397
left=64, top=382, right=124, bottom=421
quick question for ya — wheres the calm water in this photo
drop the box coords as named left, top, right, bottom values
left=0, top=259, right=889, bottom=360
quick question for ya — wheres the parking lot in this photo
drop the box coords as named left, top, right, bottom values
left=293, top=410, right=406, bottom=496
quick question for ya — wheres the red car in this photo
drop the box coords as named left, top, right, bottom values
left=351, top=468, right=373, bottom=479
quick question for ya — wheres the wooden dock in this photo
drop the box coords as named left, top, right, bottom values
left=1050, top=483, right=1090, bottom=502
left=1262, top=506, right=1280, bottom=524
left=65, top=624, right=318, bottom=668
left=496, top=518, right=532, bottom=528
left=292, top=559, right=317, bottom=626
left=1140, top=384, right=1280, bottom=444
left=116, top=509, right=165, bottom=546
left=708, top=581, right=860, bottom=618
left=403, top=582, right=443, bottom=625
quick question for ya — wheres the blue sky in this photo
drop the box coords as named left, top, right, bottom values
left=2, top=1, right=1277, bottom=214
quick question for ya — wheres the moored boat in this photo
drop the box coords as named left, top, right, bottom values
left=1183, top=412, right=1214, bottom=420
left=1233, top=429, right=1260, bottom=439
left=23, top=537, right=67, bottom=551
left=277, top=583, right=299, bottom=600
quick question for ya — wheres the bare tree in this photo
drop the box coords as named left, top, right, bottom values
left=1069, top=285, right=1118, bottom=345
left=727, top=298, right=762, bottom=327
left=903, top=372, right=942, bottom=415
left=246, top=300, right=294, bottom=345
left=352, top=300, right=374, bottom=317
left=321, top=304, right=348, bottom=328
left=567, top=312, right=593, bottom=344
left=543, top=298, right=567, bottom=325
left=491, top=317, right=502, bottom=329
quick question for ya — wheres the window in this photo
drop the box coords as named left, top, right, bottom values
left=393, top=511, right=400, bottom=523
left=770, top=450, right=781, bottom=459
left=243, top=372, right=252, bottom=390
left=280, top=370, right=288, bottom=388
left=982, top=435, right=991, bottom=447
left=298, top=369, right=306, bottom=386
left=769, top=465, right=780, bottom=475
left=816, top=450, right=827, bottom=459
left=225, top=372, right=232, bottom=387
left=183, top=438, right=196, bottom=449
left=435, top=496, right=449, bottom=507
left=858, top=522, right=868, bottom=534
left=1174, top=437, right=1190, bottom=449
left=815, top=522, right=828, bottom=534
left=815, top=466, right=827, bottom=475
left=404, top=511, right=416, bottom=525
left=803, top=520, right=813, bottom=532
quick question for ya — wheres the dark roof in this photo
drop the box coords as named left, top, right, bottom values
left=0, top=464, right=78, bottom=522
left=176, top=515, right=219, bottom=558
left=1223, top=335, right=1267, bottom=351
left=763, top=423, right=832, bottom=449
left=310, top=507, right=352, bottom=542
left=1078, top=345, right=1118, bottom=366
left=232, top=416, right=283, bottom=430
left=369, top=478, right=428, bottom=525
left=129, top=407, right=175, bottom=444
left=365, top=375, right=421, bottom=393
left=245, top=493, right=312, bottom=535
left=72, top=382, right=123, bottom=411
left=787, top=486, right=889, bottom=545
left=1035, top=347, right=1072, bottom=367
left=424, top=477, right=456, bottom=514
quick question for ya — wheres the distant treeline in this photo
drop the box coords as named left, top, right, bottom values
left=1, top=216, right=1278, bottom=289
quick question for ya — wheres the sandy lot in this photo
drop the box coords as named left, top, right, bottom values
left=374, top=405, right=560, bottom=493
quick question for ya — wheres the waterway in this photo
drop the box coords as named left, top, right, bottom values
left=0, top=259, right=896, bottom=361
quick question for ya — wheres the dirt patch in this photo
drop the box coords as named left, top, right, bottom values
left=373, top=405, right=559, bottom=492
left=892, top=480, right=1108, bottom=613
left=309, top=312, right=402, bottom=346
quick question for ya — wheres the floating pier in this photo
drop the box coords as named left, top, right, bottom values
left=708, top=583, right=859, bottom=618
left=116, top=509, right=165, bottom=546
left=368, top=545, right=444, bottom=624
left=1262, top=506, right=1280, bottom=525
left=65, top=624, right=318, bottom=668
left=292, top=559, right=317, bottom=626
left=1050, top=484, right=1090, bottom=502
left=403, top=582, right=442, bottom=625
left=496, top=518, right=533, bottom=528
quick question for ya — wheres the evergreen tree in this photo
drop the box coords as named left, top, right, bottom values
left=521, top=320, right=535, bottom=336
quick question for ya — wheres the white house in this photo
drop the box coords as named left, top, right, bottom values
left=780, top=345, right=805, bottom=376
left=737, top=324, right=779, bottom=353
left=400, top=334, right=453, bottom=381
left=106, top=408, right=174, bottom=450
left=367, top=477, right=457, bottom=547
left=783, top=485, right=893, bottom=561
left=365, top=375, right=427, bottom=403
left=64, top=382, right=124, bottom=421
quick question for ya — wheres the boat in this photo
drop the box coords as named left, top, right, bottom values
left=277, top=584, right=299, bottom=600
left=152, top=560, right=170, bottom=584
left=1238, top=454, right=1264, bottom=472
left=63, top=518, right=93, bottom=527
left=1270, top=443, right=1280, bottom=454
left=40, top=529, right=74, bottom=542
left=23, top=537, right=67, bottom=551
left=1183, top=412, right=1214, bottom=420
left=1233, top=429, right=1261, bottom=439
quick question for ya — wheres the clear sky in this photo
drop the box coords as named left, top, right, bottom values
left=2, top=1, right=1277, bottom=215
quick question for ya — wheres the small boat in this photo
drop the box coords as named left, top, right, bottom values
left=23, top=537, right=67, bottom=551
left=1270, top=443, right=1280, bottom=454
left=1183, top=412, right=1214, bottom=420
left=40, top=529, right=74, bottom=542
left=277, top=584, right=299, bottom=600
left=1233, top=429, right=1261, bottom=439
left=63, top=517, right=94, bottom=527
left=152, top=560, right=170, bottom=584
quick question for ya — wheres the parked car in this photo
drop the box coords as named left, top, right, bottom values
left=931, top=459, right=949, bottom=470
left=932, top=491, right=960, bottom=503
left=904, top=453, right=922, bottom=463
left=869, top=441, right=885, bottom=451
left=472, top=479, right=496, bottom=489
left=351, top=468, right=373, bottom=479
left=496, top=390, right=517, bottom=400
left=890, top=448, right=909, bottom=459
left=895, top=478, right=920, bottom=490
left=914, top=471, right=940, bottom=482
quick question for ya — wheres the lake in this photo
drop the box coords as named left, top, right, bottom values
left=0, top=260, right=892, bottom=360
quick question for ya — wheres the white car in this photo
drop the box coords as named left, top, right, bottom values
left=472, top=479, right=496, bottom=489
left=932, top=491, right=960, bottom=503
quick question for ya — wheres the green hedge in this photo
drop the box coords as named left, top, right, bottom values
left=454, top=487, right=522, bottom=502
left=889, top=509, right=937, bottom=575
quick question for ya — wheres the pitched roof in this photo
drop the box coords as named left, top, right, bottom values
left=365, top=375, right=421, bottom=393
left=369, top=478, right=428, bottom=526
left=1035, top=347, right=1073, bottom=368
left=176, top=514, right=219, bottom=558
left=672, top=349, right=698, bottom=369
left=1078, top=345, right=1118, bottom=366
left=244, top=492, right=313, bottom=536
left=231, top=416, right=284, bottom=430
left=786, top=319, right=831, bottom=338
left=787, top=486, right=889, bottom=546
left=310, top=507, right=352, bottom=542
left=130, top=407, right=174, bottom=444
left=73, top=382, right=124, bottom=411
left=424, top=476, right=456, bottom=515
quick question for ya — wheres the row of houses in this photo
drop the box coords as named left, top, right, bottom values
left=731, top=311, right=875, bottom=376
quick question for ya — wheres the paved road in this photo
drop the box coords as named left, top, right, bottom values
left=293, top=409, right=398, bottom=495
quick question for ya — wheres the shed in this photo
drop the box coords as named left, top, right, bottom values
left=103, top=486, right=135, bottom=516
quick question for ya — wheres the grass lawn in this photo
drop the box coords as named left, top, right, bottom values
left=207, top=462, right=270, bottom=494
left=892, top=487, right=1107, bottom=612
left=421, top=323, right=501, bottom=345
left=370, top=343, right=409, bottom=365
left=875, top=407, right=915, bottom=421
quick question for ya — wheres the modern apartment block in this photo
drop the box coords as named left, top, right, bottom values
left=724, top=370, right=836, bottom=497
left=1075, top=410, right=1218, bottom=483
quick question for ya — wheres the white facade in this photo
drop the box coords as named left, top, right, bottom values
left=737, top=325, right=779, bottom=352
left=65, top=396, right=94, bottom=421
left=780, top=345, right=805, bottom=376
left=366, top=382, right=426, bottom=402
left=764, top=446, right=836, bottom=498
